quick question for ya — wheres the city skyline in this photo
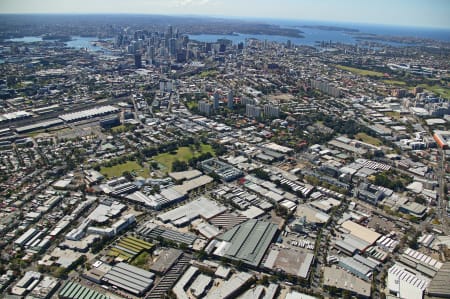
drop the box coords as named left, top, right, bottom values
left=0, top=0, right=449, bottom=29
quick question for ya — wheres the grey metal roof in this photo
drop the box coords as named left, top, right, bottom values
left=427, top=262, right=450, bottom=296
left=218, top=219, right=278, bottom=267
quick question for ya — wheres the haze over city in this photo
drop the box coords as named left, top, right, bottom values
left=1, top=0, right=450, bottom=28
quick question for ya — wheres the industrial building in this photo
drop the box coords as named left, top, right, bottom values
left=200, top=158, right=243, bottom=182
left=264, top=248, right=314, bottom=279
left=323, top=266, right=371, bottom=298
left=28, top=275, right=60, bottom=299
left=340, top=220, right=381, bottom=245
left=387, top=264, right=429, bottom=299
left=173, top=266, right=199, bottom=299
left=126, top=188, right=185, bottom=210
left=171, top=175, right=214, bottom=194
left=137, top=222, right=197, bottom=246
left=168, top=170, right=203, bottom=182
left=59, top=280, right=110, bottom=299
left=399, top=248, right=443, bottom=277
left=157, top=197, right=226, bottom=226
left=11, top=271, right=41, bottom=297
left=14, top=228, right=41, bottom=248
left=102, top=262, right=155, bottom=296
left=427, top=262, right=450, bottom=298
left=205, top=272, right=253, bottom=299
left=334, top=234, right=373, bottom=256
left=59, top=105, right=119, bottom=123
left=0, top=110, right=32, bottom=123
left=150, top=248, right=183, bottom=275
left=212, top=219, right=278, bottom=267
left=107, top=235, right=153, bottom=262
left=15, top=118, right=64, bottom=134
left=338, top=257, right=373, bottom=281
left=294, top=204, right=330, bottom=227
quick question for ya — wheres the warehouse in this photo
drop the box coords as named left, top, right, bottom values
left=264, top=248, right=314, bottom=279
left=205, top=272, right=253, bottom=299
left=171, top=175, right=214, bottom=194
left=157, top=197, right=226, bottom=226
left=340, top=220, right=381, bottom=245
left=295, top=204, right=330, bottom=225
left=168, top=170, right=202, bottom=182
left=0, top=110, right=32, bottom=123
left=400, top=248, right=443, bottom=277
left=338, top=257, right=373, bottom=281
left=15, top=118, right=64, bottom=134
left=200, top=158, right=243, bottom=182
left=126, top=188, right=185, bottom=210
left=150, top=248, right=183, bottom=275
left=323, top=266, right=371, bottom=298
left=59, top=105, right=119, bottom=122
left=102, top=262, right=155, bottom=296
left=212, top=219, right=278, bottom=267
left=15, top=228, right=39, bottom=247
left=334, top=234, right=372, bottom=256
left=137, top=222, right=197, bottom=246
left=427, top=262, right=450, bottom=298
left=107, top=235, right=153, bottom=262
left=173, top=266, right=199, bottom=299
left=59, top=280, right=110, bottom=299
left=387, top=264, right=429, bottom=299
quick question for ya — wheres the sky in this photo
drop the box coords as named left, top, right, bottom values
left=0, top=0, right=449, bottom=29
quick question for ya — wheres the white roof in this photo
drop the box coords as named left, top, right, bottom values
left=240, top=206, right=265, bottom=219
left=286, top=291, right=317, bottom=299
left=341, top=220, right=381, bottom=244
left=158, top=197, right=226, bottom=224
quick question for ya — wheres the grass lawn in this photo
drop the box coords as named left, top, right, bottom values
left=101, top=160, right=150, bottom=178
left=199, top=70, right=219, bottom=78
left=383, top=79, right=407, bottom=86
left=111, top=125, right=127, bottom=133
left=186, top=101, right=198, bottom=110
left=336, top=65, right=385, bottom=77
left=355, top=132, right=383, bottom=146
left=419, top=84, right=450, bottom=100
left=131, top=251, right=151, bottom=270
left=153, top=144, right=215, bottom=172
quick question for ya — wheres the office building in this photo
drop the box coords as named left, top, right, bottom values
left=228, top=91, right=234, bottom=109
left=246, top=104, right=262, bottom=118
left=263, top=104, right=280, bottom=118
left=199, top=101, right=213, bottom=116
left=134, top=54, right=142, bottom=68
left=213, top=91, right=220, bottom=110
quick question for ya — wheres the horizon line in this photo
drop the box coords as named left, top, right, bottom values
left=0, top=12, right=449, bottom=30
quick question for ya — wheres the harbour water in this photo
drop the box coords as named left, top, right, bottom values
left=188, top=20, right=450, bottom=46
left=6, top=36, right=111, bottom=51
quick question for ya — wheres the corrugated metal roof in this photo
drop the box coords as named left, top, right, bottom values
left=217, top=219, right=278, bottom=267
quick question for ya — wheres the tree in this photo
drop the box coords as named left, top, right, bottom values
left=152, top=185, right=160, bottom=194
left=91, top=236, right=111, bottom=254
left=254, top=168, right=270, bottom=180
left=122, top=171, right=134, bottom=181
left=195, top=250, right=207, bottom=260
left=172, top=160, right=188, bottom=172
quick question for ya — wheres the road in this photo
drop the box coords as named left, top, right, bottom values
left=436, top=149, right=449, bottom=232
